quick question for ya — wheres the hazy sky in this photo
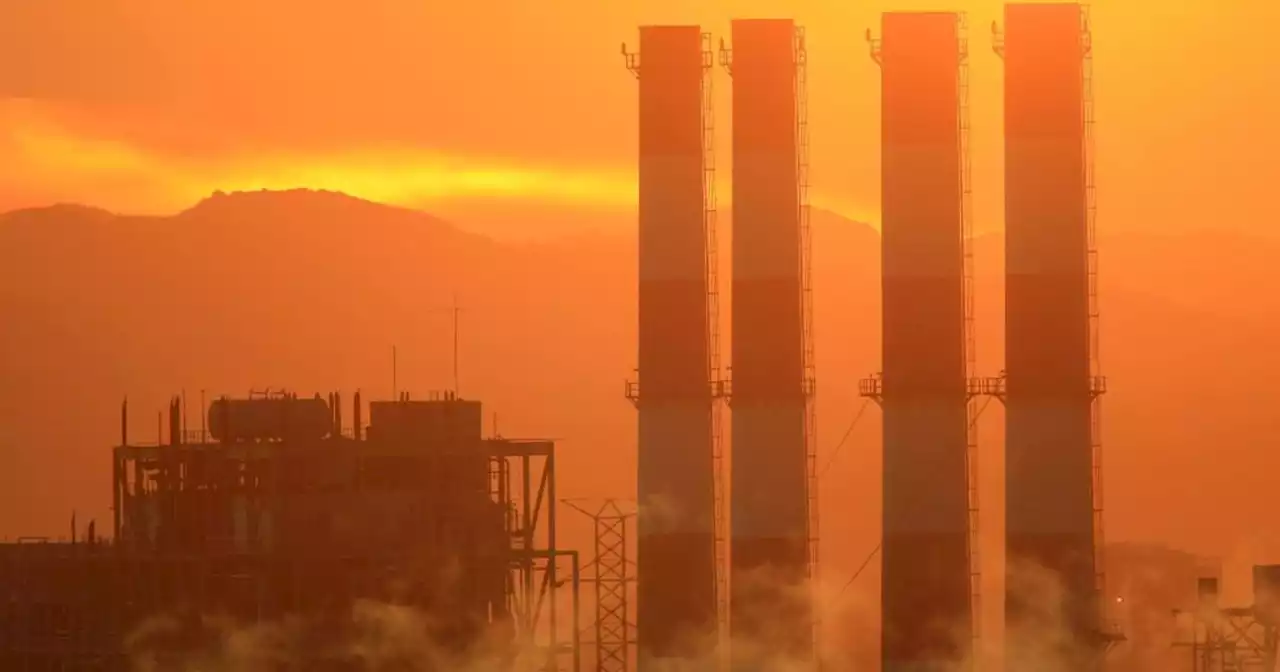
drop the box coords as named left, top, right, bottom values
left=1, top=0, right=1275, bottom=236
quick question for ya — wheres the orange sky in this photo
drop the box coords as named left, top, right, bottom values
left=1, top=0, right=1276, bottom=236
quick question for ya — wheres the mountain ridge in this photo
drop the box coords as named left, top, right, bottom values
left=1, top=188, right=1278, bottom=573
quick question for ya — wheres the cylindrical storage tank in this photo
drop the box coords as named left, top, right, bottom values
left=1002, top=3, right=1097, bottom=670
left=633, top=24, right=719, bottom=667
left=878, top=12, right=973, bottom=672
left=726, top=17, right=812, bottom=665
left=208, top=396, right=332, bottom=443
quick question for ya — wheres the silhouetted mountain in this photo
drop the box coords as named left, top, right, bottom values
left=1, top=189, right=1277, bottom=589
left=1, top=203, right=117, bottom=223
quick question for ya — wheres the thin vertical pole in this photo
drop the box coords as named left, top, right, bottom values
left=453, top=292, right=461, bottom=396
left=548, top=449, right=558, bottom=667
left=572, top=551, right=582, bottom=672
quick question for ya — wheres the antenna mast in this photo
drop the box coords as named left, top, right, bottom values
left=453, top=292, right=462, bottom=396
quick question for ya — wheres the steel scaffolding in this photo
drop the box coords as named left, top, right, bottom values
left=565, top=499, right=637, bottom=672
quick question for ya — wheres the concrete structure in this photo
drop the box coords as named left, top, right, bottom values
left=0, top=391, right=580, bottom=671
left=721, top=17, right=816, bottom=666
left=997, top=3, right=1109, bottom=668
left=624, top=25, right=722, bottom=667
left=865, top=11, right=977, bottom=671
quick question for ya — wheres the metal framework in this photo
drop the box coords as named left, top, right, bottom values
left=565, top=500, right=636, bottom=672
left=700, top=31, right=730, bottom=641
left=956, top=16, right=982, bottom=653
left=715, top=42, right=733, bottom=667
left=1, top=392, right=583, bottom=672
left=1172, top=579, right=1279, bottom=672
left=1174, top=608, right=1279, bottom=672
left=795, top=23, right=819, bottom=605
left=1081, top=9, right=1109, bottom=644
left=134, top=402, right=580, bottom=671
left=490, top=438, right=581, bottom=671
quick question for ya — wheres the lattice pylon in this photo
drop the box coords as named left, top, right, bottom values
left=565, top=499, right=637, bottom=672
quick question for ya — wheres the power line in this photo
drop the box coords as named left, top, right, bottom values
left=818, top=397, right=873, bottom=480
left=815, top=398, right=877, bottom=616
left=823, top=391, right=999, bottom=613
left=836, top=542, right=881, bottom=602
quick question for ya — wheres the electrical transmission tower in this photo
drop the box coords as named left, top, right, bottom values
left=564, top=499, right=636, bottom=672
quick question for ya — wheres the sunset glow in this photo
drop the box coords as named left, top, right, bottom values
left=0, top=98, right=876, bottom=224
left=3, top=4, right=1280, bottom=671
left=1, top=99, right=637, bottom=213
left=0, top=1, right=1274, bottom=234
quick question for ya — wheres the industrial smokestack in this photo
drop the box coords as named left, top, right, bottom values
left=332, top=392, right=342, bottom=437
left=625, top=25, right=720, bottom=666
left=723, top=17, right=815, bottom=665
left=169, top=396, right=182, bottom=446
left=999, top=3, right=1107, bottom=669
left=871, top=11, right=976, bottom=671
left=354, top=390, right=363, bottom=441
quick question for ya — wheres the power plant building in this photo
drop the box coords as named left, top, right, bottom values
left=869, top=11, right=977, bottom=671
left=723, top=17, right=816, bottom=664
left=0, top=391, right=577, bottom=671
left=626, top=24, right=721, bottom=666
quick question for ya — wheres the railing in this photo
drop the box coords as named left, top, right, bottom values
left=624, top=380, right=734, bottom=402
left=968, top=376, right=1006, bottom=399
left=1089, top=375, right=1107, bottom=397
left=857, top=377, right=883, bottom=399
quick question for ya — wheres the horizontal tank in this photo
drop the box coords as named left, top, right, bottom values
left=208, top=396, right=332, bottom=443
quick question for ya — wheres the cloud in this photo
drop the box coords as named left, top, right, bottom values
left=0, top=99, right=638, bottom=215
left=0, top=99, right=875, bottom=225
